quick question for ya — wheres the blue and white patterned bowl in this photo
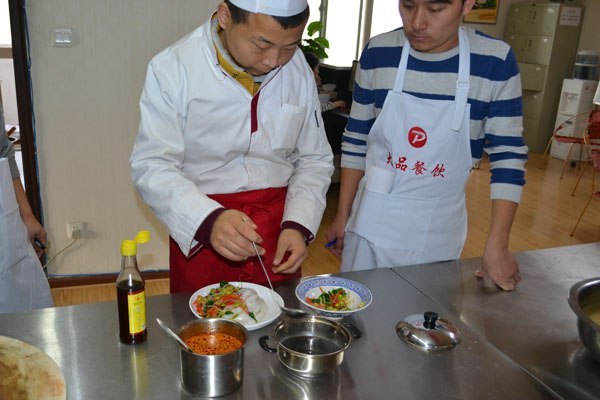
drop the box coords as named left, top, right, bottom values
left=295, top=276, right=373, bottom=320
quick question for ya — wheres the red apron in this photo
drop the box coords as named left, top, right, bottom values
left=169, top=187, right=300, bottom=293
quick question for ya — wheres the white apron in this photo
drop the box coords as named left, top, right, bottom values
left=341, top=28, right=472, bottom=271
left=0, top=158, right=54, bottom=313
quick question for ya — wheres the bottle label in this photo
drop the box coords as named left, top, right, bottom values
left=127, top=289, right=146, bottom=334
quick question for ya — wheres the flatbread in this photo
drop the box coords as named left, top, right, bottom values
left=0, top=335, right=66, bottom=400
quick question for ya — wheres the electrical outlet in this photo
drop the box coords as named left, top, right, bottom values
left=67, top=222, right=84, bottom=239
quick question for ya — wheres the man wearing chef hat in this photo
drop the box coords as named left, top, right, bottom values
left=326, top=0, right=527, bottom=291
left=131, top=0, right=333, bottom=292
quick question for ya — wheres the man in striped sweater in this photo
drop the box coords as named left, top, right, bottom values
left=326, top=0, right=527, bottom=291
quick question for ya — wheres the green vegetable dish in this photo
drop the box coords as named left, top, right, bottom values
left=305, top=287, right=365, bottom=311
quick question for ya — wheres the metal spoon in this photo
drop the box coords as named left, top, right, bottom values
left=156, top=318, right=193, bottom=353
left=252, top=241, right=308, bottom=318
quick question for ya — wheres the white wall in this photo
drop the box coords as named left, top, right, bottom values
left=27, top=0, right=220, bottom=275
left=0, top=0, right=12, bottom=45
left=0, top=58, right=18, bottom=124
left=577, top=0, right=600, bottom=57
left=0, top=1, right=17, bottom=124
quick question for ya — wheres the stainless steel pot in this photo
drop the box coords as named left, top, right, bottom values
left=259, top=316, right=361, bottom=378
left=176, top=319, right=247, bottom=396
left=568, top=277, right=600, bottom=363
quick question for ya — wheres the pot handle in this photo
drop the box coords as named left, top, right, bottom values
left=259, top=335, right=277, bottom=353
left=342, top=322, right=362, bottom=339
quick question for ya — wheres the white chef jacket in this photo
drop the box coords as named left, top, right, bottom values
left=131, top=17, right=333, bottom=256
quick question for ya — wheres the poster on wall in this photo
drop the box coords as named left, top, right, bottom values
left=464, top=0, right=499, bottom=25
left=559, top=6, right=582, bottom=27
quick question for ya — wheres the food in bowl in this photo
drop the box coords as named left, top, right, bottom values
left=184, top=332, right=243, bottom=355
left=296, top=277, right=373, bottom=320
left=584, top=303, right=600, bottom=325
left=305, top=287, right=365, bottom=311
left=192, top=281, right=268, bottom=324
left=568, top=277, right=600, bottom=363
left=177, top=319, right=247, bottom=396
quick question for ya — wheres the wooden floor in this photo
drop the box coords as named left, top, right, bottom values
left=52, top=153, right=600, bottom=306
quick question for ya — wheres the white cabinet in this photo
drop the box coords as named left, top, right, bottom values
left=505, top=2, right=584, bottom=152
left=550, top=79, right=598, bottom=160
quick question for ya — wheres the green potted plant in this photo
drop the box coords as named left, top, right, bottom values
left=300, top=21, right=329, bottom=59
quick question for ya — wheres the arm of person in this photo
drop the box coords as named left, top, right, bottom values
left=0, top=121, right=47, bottom=257
left=321, top=100, right=347, bottom=113
left=325, top=44, right=374, bottom=257
left=276, top=57, right=334, bottom=273
left=326, top=168, right=364, bottom=257
left=131, top=61, right=260, bottom=260
left=476, top=199, right=521, bottom=291
left=14, top=178, right=47, bottom=257
left=331, top=100, right=347, bottom=110
left=474, top=46, right=527, bottom=291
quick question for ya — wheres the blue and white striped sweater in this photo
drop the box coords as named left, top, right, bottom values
left=341, top=27, right=528, bottom=203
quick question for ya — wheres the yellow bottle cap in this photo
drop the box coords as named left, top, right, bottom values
left=121, top=240, right=137, bottom=256
left=135, top=230, right=150, bottom=244
left=121, top=231, right=151, bottom=256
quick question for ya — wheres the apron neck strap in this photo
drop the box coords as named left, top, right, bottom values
left=452, top=27, right=470, bottom=131
left=394, top=35, right=411, bottom=92
left=394, top=27, right=471, bottom=131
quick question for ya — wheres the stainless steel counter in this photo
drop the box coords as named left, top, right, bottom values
left=0, top=269, right=559, bottom=399
left=393, top=243, right=600, bottom=400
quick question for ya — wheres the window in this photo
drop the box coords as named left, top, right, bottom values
left=0, top=1, right=11, bottom=46
left=307, top=0, right=322, bottom=24
left=370, top=0, right=403, bottom=39
left=308, top=0, right=404, bottom=67
left=324, top=0, right=362, bottom=67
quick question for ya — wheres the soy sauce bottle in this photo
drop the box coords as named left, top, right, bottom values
left=117, top=231, right=150, bottom=344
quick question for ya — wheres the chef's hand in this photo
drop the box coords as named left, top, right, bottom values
left=326, top=216, right=347, bottom=257
left=272, top=229, right=307, bottom=274
left=476, top=244, right=521, bottom=291
left=210, top=210, right=264, bottom=262
left=22, top=213, right=47, bottom=258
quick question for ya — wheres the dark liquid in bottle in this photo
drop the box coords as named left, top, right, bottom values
left=117, top=280, right=147, bottom=344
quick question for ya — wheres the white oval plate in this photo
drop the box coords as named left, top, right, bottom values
left=189, top=282, right=283, bottom=331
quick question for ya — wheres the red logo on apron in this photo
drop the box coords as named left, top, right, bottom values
left=408, top=127, right=427, bottom=148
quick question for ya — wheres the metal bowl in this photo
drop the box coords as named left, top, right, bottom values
left=259, top=316, right=361, bottom=378
left=568, top=277, right=600, bottom=363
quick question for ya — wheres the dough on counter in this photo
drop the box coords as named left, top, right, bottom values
left=0, top=336, right=66, bottom=400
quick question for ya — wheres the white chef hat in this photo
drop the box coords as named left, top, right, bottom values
left=229, top=0, right=308, bottom=17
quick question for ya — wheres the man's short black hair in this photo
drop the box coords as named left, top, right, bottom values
left=224, top=0, right=310, bottom=29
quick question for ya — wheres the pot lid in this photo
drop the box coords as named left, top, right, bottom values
left=396, top=311, right=461, bottom=351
